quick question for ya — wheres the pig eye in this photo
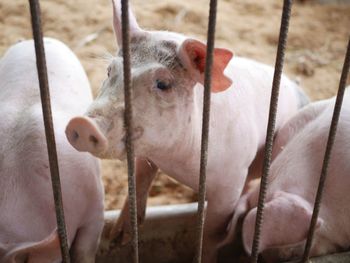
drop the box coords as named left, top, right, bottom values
left=107, top=66, right=112, bottom=77
left=156, top=79, right=172, bottom=91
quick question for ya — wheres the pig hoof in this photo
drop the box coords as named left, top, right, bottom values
left=109, top=230, right=131, bottom=248
left=109, top=222, right=132, bottom=248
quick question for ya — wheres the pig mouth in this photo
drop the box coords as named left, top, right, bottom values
left=99, top=126, right=144, bottom=160
left=120, top=126, right=144, bottom=144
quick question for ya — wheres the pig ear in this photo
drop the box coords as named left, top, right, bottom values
left=112, top=0, right=142, bottom=46
left=3, top=229, right=61, bottom=262
left=242, top=192, right=323, bottom=256
left=178, top=39, right=233, bottom=93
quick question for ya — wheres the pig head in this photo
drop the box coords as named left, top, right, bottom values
left=66, top=10, right=233, bottom=160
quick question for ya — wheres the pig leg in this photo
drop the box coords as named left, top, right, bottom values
left=200, top=199, right=239, bottom=263
left=221, top=190, right=253, bottom=249
left=201, top=175, right=248, bottom=263
left=70, top=220, right=104, bottom=263
left=200, top=166, right=254, bottom=262
left=109, top=157, right=158, bottom=245
left=244, top=146, right=265, bottom=194
left=242, top=191, right=323, bottom=260
left=2, top=229, right=60, bottom=263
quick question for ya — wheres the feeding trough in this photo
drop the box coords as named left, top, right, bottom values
left=97, top=203, right=197, bottom=263
left=96, top=203, right=350, bottom=263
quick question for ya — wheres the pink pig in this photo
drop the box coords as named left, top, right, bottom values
left=0, top=38, right=104, bottom=263
left=65, top=1, right=307, bottom=261
left=231, top=88, right=350, bottom=262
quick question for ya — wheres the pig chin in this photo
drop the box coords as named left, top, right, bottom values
left=91, top=141, right=126, bottom=160
left=92, top=124, right=144, bottom=160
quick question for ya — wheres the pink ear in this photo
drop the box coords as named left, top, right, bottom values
left=3, top=229, right=61, bottom=262
left=242, top=192, right=323, bottom=256
left=112, top=0, right=142, bottom=46
left=178, top=39, right=233, bottom=93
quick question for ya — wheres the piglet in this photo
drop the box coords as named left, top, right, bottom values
left=0, top=38, right=104, bottom=263
left=234, top=88, right=350, bottom=262
left=65, top=1, right=307, bottom=261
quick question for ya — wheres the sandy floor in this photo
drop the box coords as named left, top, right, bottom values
left=1, top=0, right=349, bottom=210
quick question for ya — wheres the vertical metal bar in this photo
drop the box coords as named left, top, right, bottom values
left=194, top=0, right=218, bottom=262
left=250, top=1, right=293, bottom=262
left=302, top=37, right=350, bottom=263
left=121, top=0, right=139, bottom=263
left=28, top=1, right=70, bottom=262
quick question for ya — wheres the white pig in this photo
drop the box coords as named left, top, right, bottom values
left=65, top=1, right=307, bottom=261
left=0, top=38, right=104, bottom=263
left=233, top=88, right=350, bottom=262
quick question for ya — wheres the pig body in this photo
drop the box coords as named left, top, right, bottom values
left=0, top=38, right=104, bottom=263
left=65, top=1, right=307, bottom=261
left=237, top=88, right=350, bottom=261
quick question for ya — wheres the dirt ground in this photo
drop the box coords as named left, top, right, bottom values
left=1, top=0, right=349, bottom=211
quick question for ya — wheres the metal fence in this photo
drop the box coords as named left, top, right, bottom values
left=28, top=0, right=350, bottom=262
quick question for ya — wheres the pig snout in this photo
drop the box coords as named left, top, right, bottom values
left=66, top=116, right=107, bottom=154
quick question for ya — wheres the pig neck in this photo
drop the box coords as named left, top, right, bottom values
left=147, top=94, right=203, bottom=188
left=147, top=71, right=262, bottom=192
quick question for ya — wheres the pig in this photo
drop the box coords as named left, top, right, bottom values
left=231, top=88, right=350, bottom=262
left=65, top=1, right=307, bottom=261
left=0, top=38, right=104, bottom=263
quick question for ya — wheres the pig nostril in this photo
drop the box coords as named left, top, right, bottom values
left=73, top=131, right=79, bottom=141
left=89, top=135, right=99, bottom=146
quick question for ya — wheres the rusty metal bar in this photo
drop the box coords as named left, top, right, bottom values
left=194, top=0, right=218, bottom=262
left=121, top=0, right=139, bottom=262
left=28, top=0, right=70, bottom=262
left=302, top=36, right=350, bottom=262
left=250, top=0, right=293, bottom=262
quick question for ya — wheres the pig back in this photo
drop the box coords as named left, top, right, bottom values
left=208, top=57, right=302, bottom=152
left=0, top=38, right=92, bottom=113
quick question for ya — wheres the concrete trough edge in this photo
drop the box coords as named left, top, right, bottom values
left=95, top=202, right=350, bottom=263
